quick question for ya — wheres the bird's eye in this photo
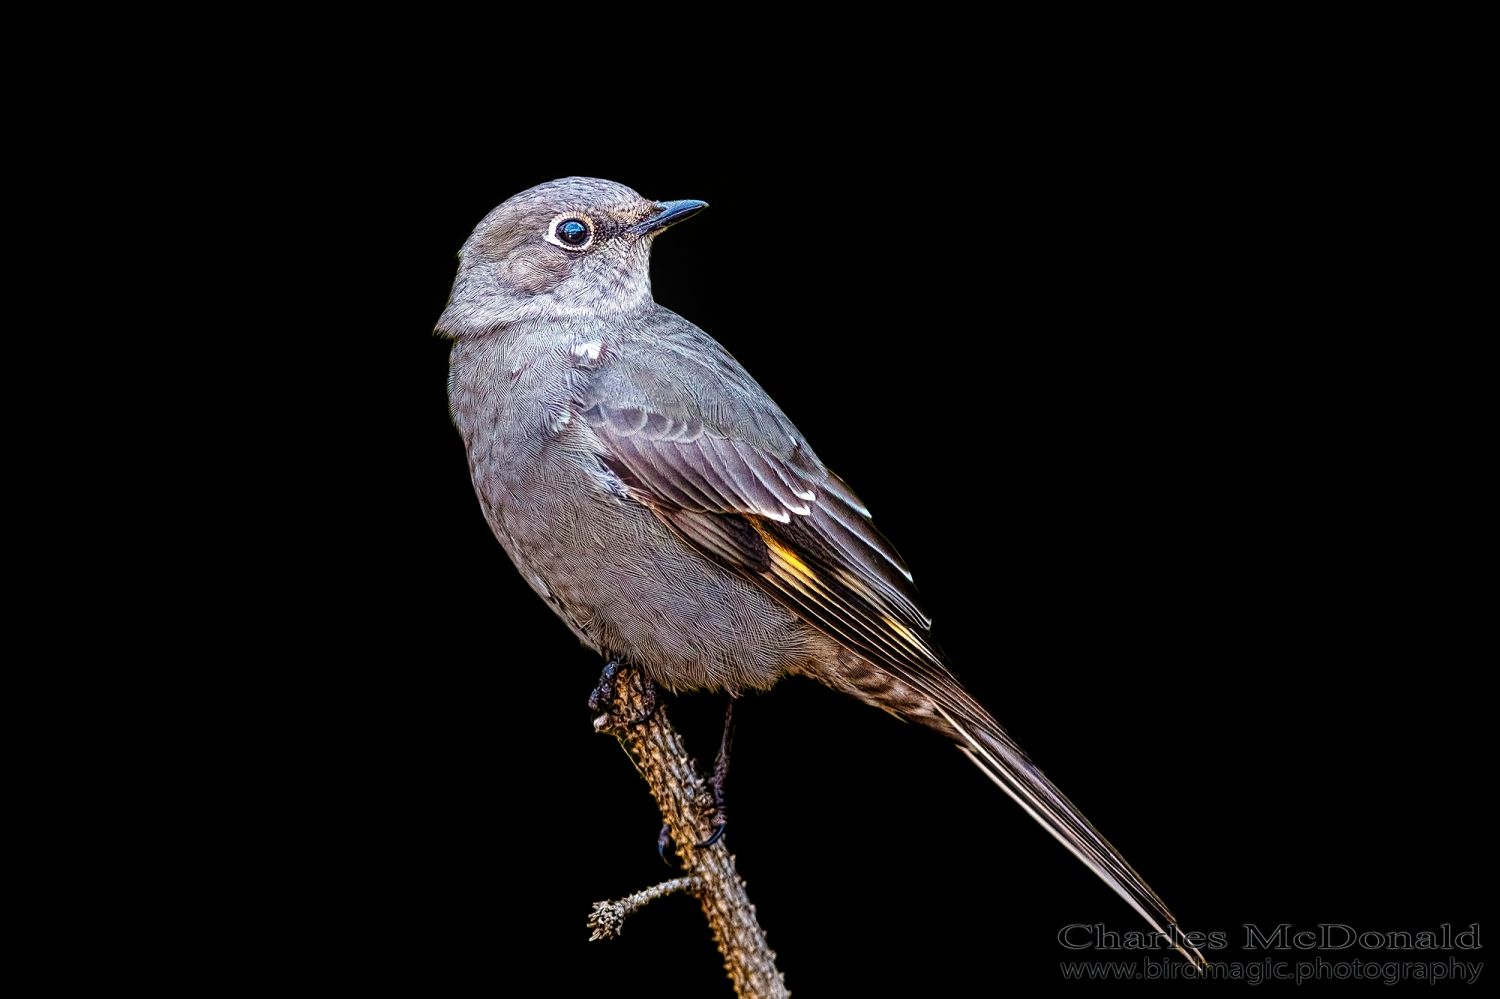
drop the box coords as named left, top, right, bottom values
left=548, top=216, right=594, bottom=250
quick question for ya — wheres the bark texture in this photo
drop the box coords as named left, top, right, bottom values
left=592, top=666, right=789, bottom=999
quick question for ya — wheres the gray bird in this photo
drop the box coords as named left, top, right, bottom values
left=438, top=176, right=1204, bottom=968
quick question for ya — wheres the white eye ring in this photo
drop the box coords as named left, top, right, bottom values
left=545, top=214, right=595, bottom=251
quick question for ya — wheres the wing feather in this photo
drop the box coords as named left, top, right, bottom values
left=588, top=413, right=933, bottom=665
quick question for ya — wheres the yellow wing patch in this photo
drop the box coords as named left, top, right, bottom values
left=748, top=516, right=941, bottom=673
left=749, top=519, right=817, bottom=583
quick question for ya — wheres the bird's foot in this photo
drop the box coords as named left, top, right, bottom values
left=696, top=695, right=736, bottom=848
left=588, top=660, right=658, bottom=726
left=587, top=660, right=621, bottom=713
left=657, top=823, right=675, bottom=864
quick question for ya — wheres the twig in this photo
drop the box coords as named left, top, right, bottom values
left=588, top=876, right=704, bottom=940
left=592, top=666, right=790, bottom=999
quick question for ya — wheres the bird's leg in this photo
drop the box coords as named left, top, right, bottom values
left=697, top=694, right=736, bottom=848
left=588, top=659, right=658, bottom=725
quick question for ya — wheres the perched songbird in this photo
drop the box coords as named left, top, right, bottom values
left=437, top=177, right=1204, bottom=968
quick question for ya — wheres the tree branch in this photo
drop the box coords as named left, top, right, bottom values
left=592, top=666, right=789, bottom=999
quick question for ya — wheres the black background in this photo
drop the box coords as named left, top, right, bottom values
left=223, top=93, right=1485, bottom=993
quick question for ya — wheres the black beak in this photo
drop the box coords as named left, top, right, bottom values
left=629, top=199, right=709, bottom=235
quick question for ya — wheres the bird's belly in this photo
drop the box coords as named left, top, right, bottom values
left=480, top=437, right=810, bottom=694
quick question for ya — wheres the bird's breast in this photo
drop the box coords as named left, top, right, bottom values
left=451, top=326, right=627, bottom=528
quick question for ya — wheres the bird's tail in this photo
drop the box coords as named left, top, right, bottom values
left=931, top=701, right=1208, bottom=972
left=797, top=643, right=1205, bottom=969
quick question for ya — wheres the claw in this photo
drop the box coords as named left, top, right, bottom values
left=697, top=823, right=726, bottom=848
left=658, top=823, right=674, bottom=864
left=587, top=660, right=621, bottom=713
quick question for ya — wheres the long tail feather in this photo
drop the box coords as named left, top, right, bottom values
left=934, top=704, right=1208, bottom=972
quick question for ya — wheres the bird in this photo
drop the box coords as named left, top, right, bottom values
left=436, top=176, right=1205, bottom=969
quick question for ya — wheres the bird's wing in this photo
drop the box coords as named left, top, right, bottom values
left=577, top=319, right=946, bottom=689
left=578, top=316, right=1206, bottom=970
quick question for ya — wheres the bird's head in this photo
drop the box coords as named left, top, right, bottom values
left=435, top=176, right=707, bottom=336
